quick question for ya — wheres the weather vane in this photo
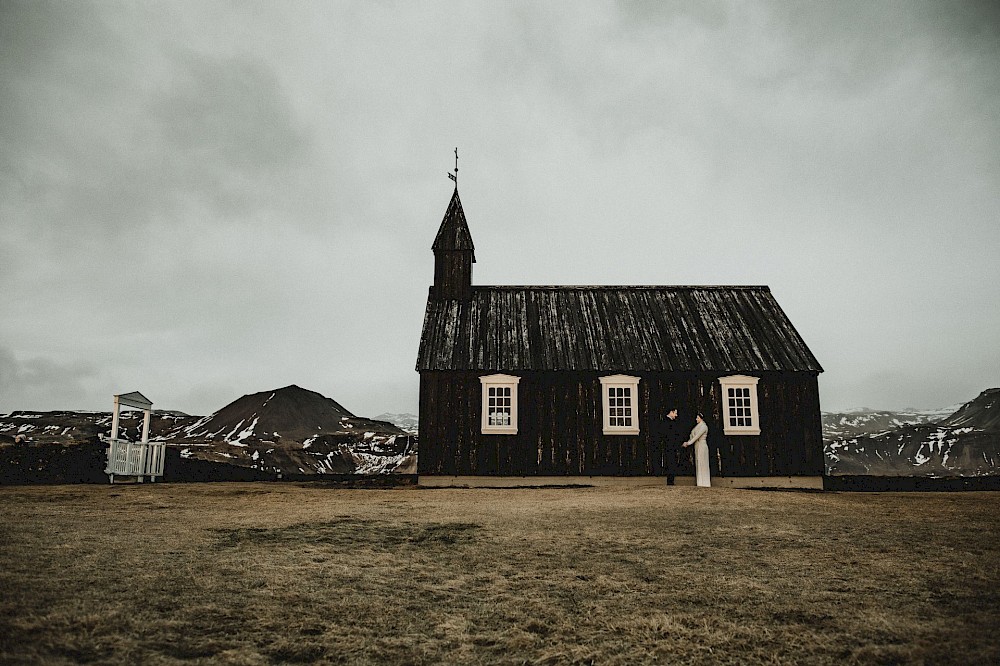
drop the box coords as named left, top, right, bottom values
left=447, top=147, right=458, bottom=187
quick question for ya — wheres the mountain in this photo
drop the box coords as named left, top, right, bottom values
left=0, top=409, right=200, bottom=484
left=174, top=385, right=400, bottom=444
left=374, top=412, right=418, bottom=434
left=160, top=385, right=412, bottom=475
left=0, top=410, right=194, bottom=446
left=822, top=406, right=959, bottom=441
left=938, top=388, right=1000, bottom=431
left=825, top=389, right=1000, bottom=477
left=1, top=385, right=417, bottom=480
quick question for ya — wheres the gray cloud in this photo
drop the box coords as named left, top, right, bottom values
left=1, top=1, right=997, bottom=416
left=149, top=49, right=311, bottom=217
left=1, top=4, right=313, bottom=250
left=0, top=345, right=98, bottom=412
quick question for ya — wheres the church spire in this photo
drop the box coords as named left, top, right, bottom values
left=432, top=176, right=475, bottom=300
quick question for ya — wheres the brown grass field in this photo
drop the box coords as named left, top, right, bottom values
left=1, top=483, right=998, bottom=665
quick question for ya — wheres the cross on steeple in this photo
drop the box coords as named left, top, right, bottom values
left=447, top=147, right=458, bottom=187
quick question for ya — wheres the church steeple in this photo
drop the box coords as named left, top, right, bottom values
left=431, top=187, right=475, bottom=300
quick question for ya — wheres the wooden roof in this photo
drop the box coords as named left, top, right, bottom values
left=416, top=286, right=822, bottom=373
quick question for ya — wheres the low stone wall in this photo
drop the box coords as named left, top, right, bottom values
left=823, top=475, right=1000, bottom=492
left=418, top=475, right=824, bottom=489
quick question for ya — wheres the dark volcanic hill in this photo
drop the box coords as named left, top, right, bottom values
left=826, top=389, right=1000, bottom=477
left=177, top=384, right=398, bottom=442
left=164, top=385, right=411, bottom=475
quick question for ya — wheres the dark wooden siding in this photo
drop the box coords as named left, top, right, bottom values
left=432, top=252, right=473, bottom=300
left=419, top=371, right=823, bottom=477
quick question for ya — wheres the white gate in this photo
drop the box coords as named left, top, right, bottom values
left=106, top=439, right=166, bottom=480
left=104, top=391, right=165, bottom=483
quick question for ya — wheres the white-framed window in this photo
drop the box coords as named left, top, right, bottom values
left=600, top=375, right=640, bottom=435
left=480, top=374, right=520, bottom=434
left=719, top=375, right=761, bottom=435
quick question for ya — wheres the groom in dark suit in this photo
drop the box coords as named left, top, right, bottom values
left=663, top=408, right=681, bottom=486
left=653, top=407, right=681, bottom=485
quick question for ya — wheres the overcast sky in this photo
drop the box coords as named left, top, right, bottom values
left=2, top=1, right=998, bottom=417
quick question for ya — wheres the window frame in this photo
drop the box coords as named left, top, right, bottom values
left=480, top=374, right=520, bottom=435
left=599, top=375, right=641, bottom=436
left=718, top=375, right=761, bottom=436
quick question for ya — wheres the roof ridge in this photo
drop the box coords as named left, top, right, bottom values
left=472, top=285, right=771, bottom=291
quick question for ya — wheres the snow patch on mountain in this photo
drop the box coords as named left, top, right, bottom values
left=375, top=413, right=418, bottom=434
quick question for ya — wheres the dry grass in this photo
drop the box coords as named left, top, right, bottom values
left=0, top=484, right=998, bottom=665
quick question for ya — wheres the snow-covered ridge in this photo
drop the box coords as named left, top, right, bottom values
left=824, top=390, right=999, bottom=477
left=822, top=407, right=959, bottom=440
left=374, top=412, right=418, bottom=434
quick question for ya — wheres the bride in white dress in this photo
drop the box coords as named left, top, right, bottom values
left=682, top=413, right=711, bottom=487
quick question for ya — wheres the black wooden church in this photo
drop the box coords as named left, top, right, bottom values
left=416, top=186, right=825, bottom=487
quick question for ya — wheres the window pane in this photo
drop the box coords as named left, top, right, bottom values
left=723, top=383, right=757, bottom=430
left=486, top=382, right=517, bottom=429
left=489, top=407, right=511, bottom=426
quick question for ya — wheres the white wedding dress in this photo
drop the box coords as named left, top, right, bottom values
left=687, top=422, right=711, bottom=487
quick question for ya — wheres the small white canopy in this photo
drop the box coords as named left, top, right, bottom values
left=115, top=391, right=153, bottom=410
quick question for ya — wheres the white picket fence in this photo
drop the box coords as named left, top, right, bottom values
left=105, top=438, right=165, bottom=482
